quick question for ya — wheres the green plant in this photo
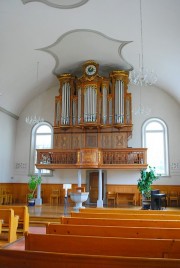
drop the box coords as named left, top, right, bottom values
left=28, top=175, right=42, bottom=200
left=137, top=166, right=159, bottom=198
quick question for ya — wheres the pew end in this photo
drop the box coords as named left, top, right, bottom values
left=0, top=209, right=19, bottom=243
left=0, top=205, right=29, bottom=234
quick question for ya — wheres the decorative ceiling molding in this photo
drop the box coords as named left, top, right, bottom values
left=0, top=106, right=19, bottom=120
left=38, top=29, right=133, bottom=76
left=21, top=0, right=89, bottom=9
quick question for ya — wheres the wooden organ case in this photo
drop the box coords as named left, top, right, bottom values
left=36, top=60, right=147, bottom=170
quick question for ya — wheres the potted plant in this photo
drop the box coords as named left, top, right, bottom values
left=137, top=166, right=159, bottom=209
left=27, top=175, right=42, bottom=206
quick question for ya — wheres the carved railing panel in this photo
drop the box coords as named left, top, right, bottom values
left=102, top=149, right=146, bottom=165
left=37, top=150, right=77, bottom=165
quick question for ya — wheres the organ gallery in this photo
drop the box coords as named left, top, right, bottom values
left=36, top=60, right=147, bottom=169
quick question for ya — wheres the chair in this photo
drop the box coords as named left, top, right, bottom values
left=75, top=187, right=85, bottom=192
left=50, top=189, right=60, bottom=205
left=160, top=190, right=168, bottom=207
left=107, top=192, right=116, bottom=207
left=169, top=191, right=179, bottom=207
left=0, top=187, right=8, bottom=204
left=6, top=193, right=13, bottom=204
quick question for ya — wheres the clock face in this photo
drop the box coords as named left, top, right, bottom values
left=85, top=65, right=97, bottom=76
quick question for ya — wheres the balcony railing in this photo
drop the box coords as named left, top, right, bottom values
left=36, top=148, right=147, bottom=170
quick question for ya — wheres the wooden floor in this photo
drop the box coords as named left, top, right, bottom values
left=28, top=203, right=152, bottom=224
left=28, top=203, right=73, bottom=218
left=28, top=203, right=180, bottom=217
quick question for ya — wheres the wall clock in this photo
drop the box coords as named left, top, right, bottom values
left=85, top=64, right=97, bottom=76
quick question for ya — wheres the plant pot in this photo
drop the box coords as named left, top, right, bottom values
left=28, top=199, right=35, bottom=206
left=142, top=195, right=151, bottom=210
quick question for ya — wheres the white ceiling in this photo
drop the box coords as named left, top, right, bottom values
left=1, top=0, right=180, bottom=116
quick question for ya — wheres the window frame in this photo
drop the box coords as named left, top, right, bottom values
left=142, top=117, right=169, bottom=176
left=29, top=122, right=53, bottom=176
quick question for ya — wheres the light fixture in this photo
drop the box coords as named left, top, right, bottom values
left=133, top=105, right=151, bottom=116
left=25, top=115, right=44, bottom=125
left=25, top=62, right=44, bottom=125
left=130, top=0, right=157, bottom=86
left=132, top=85, right=151, bottom=116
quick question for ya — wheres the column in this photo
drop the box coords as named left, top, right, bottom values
left=97, top=169, right=103, bottom=207
left=35, top=169, right=42, bottom=206
left=78, top=169, right=82, bottom=187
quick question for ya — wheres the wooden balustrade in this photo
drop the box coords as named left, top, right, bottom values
left=36, top=148, right=147, bottom=170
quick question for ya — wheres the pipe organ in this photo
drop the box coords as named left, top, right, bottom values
left=54, top=61, right=132, bottom=130
left=36, top=60, right=147, bottom=170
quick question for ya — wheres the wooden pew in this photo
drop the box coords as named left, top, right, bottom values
left=0, top=205, right=29, bottom=233
left=79, top=208, right=180, bottom=214
left=61, top=216, right=180, bottom=228
left=0, top=219, right=2, bottom=234
left=25, top=232, right=180, bottom=259
left=0, top=209, right=19, bottom=243
left=71, top=211, right=180, bottom=220
left=46, top=223, right=180, bottom=239
left=1, top=249, right=180, bottom=268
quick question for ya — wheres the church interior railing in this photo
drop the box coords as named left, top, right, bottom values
left=36, top=148, right=147, bottom=170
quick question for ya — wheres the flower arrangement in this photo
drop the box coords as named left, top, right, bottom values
left=137, top=166, right=159, bottom=198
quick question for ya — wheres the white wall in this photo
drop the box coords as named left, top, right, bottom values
left=13, top=86, right=58, bottom=183
left=128, top=85, right=180, bottom=185
left=0, top=111, right=17, bottom=182
left=13, top=84, right=180, bottom=186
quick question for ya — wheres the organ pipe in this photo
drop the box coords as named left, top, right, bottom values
left=61, top=82, right=71, bottom=125
left=78, top=88, right=81, bottom=124
left=55, top=61, right=131, bottom=129
left=84, top=85, right=97, bottom=123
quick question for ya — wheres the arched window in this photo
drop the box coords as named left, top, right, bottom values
left=30, top=122, right=53, bottom=175
left=142, top=118, right=169, bottom=176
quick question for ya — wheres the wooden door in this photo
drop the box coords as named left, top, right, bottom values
left=89, top=172, right=104, bottom=203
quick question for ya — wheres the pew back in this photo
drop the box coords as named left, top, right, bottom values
left=79, top=208, right=180, bottom=214
left=25, top=232, right=180, bottom=259
left=47, top=223, right=180, bottom=239
left=1, top=249, right=180, bottom=268
left=71, top=211, right=180, bottom=220
left=61, top=216, right=180, bottom=228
